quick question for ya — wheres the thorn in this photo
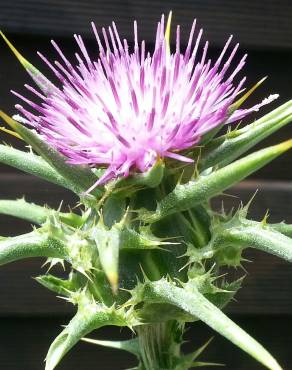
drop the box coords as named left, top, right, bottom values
left=76, top=267, right=94, bottom=283
left=119, top=287, right=132, bottom=294
left=119, top=206, right=130, bottom=227
left=173, top=277, right=184, bottom=287
left=241, top=257, right=252, bottom=264
left=220, top=201, right=226, bottom=217
left=56, top=295, right=71, bottom=302
left=57, top=200, right=64, bottom=212
left=221, top=192, right=238, bottom=199
left=261, top=209, right=270, bottom=225
left=241, top=190, right=258, bottom=218
left=178, top=260, right=191, bottom=272
left=239, top=263, right=248, bottom=274
left=139, top=264, right=150, bottom=282
left=177, top=169, right=185, bottom=185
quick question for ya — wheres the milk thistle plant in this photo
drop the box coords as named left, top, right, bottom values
left=1, top=12, right=292, bottom=370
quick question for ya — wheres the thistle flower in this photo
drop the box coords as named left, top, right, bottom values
left=12, top=14, right=277, bottom=186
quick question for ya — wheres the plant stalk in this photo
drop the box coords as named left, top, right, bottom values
left=136, top=321, right=183, bottom=370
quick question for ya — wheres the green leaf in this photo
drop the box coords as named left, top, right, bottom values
left=91, top=219, right=167, bottom=293
left=200, top=100, right=292, bottom=170
left=205, top=277, right=244, bottom=309
left=0, top=231, right=66, bottom=265
left=103, top=195, right=126, bottom=228
left=117, top=159, right=165, bottom=189
left=216, top=220, right=292, bottom=263
left=187, top=206, right=211, bottom=247
left=141, top=140, right=292, bottom=223
left=0, top=198, right=83, bottom=227
left=36, top=272, right=81, bottom=296
left=120, top=227, right=170, bottom=250
left=92, top=225, right=120, bottom=293
left=0, top=144, right=74, bottom=189
left=0, top=111, right=101, bottom=197
left=45, top=302, right=131, bottom=370
left=82, top=337, right=140, bottom=357
left=136, top=279, right=282, bottom=370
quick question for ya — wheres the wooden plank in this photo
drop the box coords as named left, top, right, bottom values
left=0, top=174, right=292, bottom=315
left=0, top=316, right=290, bottom=370
left=0, top=0, right=292, bottom=49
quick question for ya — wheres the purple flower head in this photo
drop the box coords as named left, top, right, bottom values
left=13, top=14, right=278, bottom=186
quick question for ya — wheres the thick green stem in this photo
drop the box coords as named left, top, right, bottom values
left=136, top=321, right=182, bottom=370
left=0, top=198, right=83, bottom=227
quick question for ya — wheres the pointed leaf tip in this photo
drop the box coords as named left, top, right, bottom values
left=82, top=337, right=140, bottom=357
left=108, top=271, right=119, bottom=294
left=278, top=138, right=292, bottom=151
left=230, top=76, right=268, bottom=112
left=0, top=125, right=22, bottom=139
left=93, top=226, right=120, bottom=293
left=0, top=31, right=28, bottom=67
left=0, top=32, right=56, bottom=94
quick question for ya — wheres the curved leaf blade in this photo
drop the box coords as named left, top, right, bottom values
left=36, top=273, right=81, bottom=297
left=139, top=279, right=282, bottom=370
left=200, top=100, right=292, bottom=170
left=0, top=198, right=82, bottom=227
left=0, top=231, right=66, bottom=265
left=0, top=199, right=50, bottom=224
left=142, top=140, right=292, bottom=223
left=0, top=144, right=73, bottom=190
left=221, top=222, right=292, bottom=263
left=45, top=304, right=130, bottom=370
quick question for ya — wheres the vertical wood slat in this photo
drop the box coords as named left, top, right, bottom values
left=0, top=0, right=292, bottom=49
